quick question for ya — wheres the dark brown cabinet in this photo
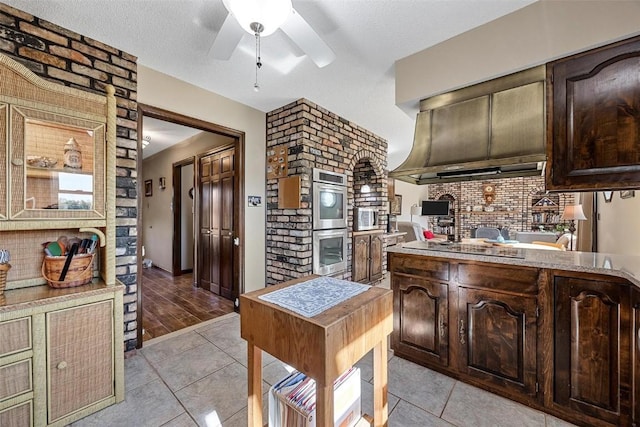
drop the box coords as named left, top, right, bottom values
left=632, top=289, right=640, bottom=424
left=352, top=231, right=383, bottom=283
left=389, top=251, right=640, bottom=426
left=393, top=274, right=449, bottom=367
left=553, top=274, right=632, bottom=426
left=457, top=287, right=538, bottom=397
left=547, top=35, right=640, bottom=191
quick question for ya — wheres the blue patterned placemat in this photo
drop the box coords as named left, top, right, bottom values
left=259, top=276, right=370, bottom=317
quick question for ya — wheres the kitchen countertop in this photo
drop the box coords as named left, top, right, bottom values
left=387, top=240, right=640, bottom=288
left=382, top=231, right=407, bottom=238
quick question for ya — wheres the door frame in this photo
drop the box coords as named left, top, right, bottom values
left=172, top=157, right=195, bottom=277
left=136, top=104, right=245, bottom=349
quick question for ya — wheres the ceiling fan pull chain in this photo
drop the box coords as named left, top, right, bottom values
left=254, top=26, right=262, bottom=92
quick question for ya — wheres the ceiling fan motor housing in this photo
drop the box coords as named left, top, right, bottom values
left=223, top=0, right=292, bottom=36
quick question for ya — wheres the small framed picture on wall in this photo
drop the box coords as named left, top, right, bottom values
left=144, top=179, right=152, bottom=197
left=390, top=194, right=402, bottom=215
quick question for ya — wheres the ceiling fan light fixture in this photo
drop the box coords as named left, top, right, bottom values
left=223, top=0, right=292, bottom=37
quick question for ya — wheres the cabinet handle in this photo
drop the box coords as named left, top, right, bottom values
left=57, top=361, right=67, bottom=370
left=439, top=313, right=447, bottom=338
left=459, top=319, right=466, bottom=345
left=11, top=158, right=23, bottom=166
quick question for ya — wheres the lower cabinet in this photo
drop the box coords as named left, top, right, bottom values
left=393, top=274, right=448, bottom=367
left=47, top=300, right=115, bottom=424
left=0, top=285, right=123, bottom=427
left=457, top=287, right=537, bottom=397
left=352, top=231, right=383, bottom=283
left=554, top=275, right=631, bottom=426
left=389, top=252, right=640, bottom=427
left=633, top=289, right=640, bottom=424
left=0, top=400, right=33, bottom=426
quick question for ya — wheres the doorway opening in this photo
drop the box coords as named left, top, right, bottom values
left=137, top=104, right=245, bottom=347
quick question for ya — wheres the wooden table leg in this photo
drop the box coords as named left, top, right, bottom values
left=316, top=379, right=334, bottom=427
left=247, top=343, right=262, bottom=427
left=373, top=339, right=388, bottom=427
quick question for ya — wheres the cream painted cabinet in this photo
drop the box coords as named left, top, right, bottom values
left=0, top=286, right=123, bottom=427
left=0, top=54, right=114, bottom=231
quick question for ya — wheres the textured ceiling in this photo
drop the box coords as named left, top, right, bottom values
left=2, top=0, right=536, bottom=167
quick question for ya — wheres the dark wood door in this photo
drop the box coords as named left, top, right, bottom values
left=368, top=233, right=383, bottom=282
left=457, top=288, right=537, bottom=397
left=554, top=275, right=630, bottom=425
left=352, top=234, right=369, bottom=283
left=633, top=289, right=640, bottom=425
left=393, top=274, right=448, bottom=367
left=547, top=35, right=640, bottom=191
left=198, top=147, right=235, bottom=298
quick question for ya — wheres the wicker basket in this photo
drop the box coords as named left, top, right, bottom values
left=0, top=263, right=10, bottom=295
left=42, top=254, right=94, bottom=288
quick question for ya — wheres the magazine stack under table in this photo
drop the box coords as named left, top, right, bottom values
left=269, top=367, right=361, bottom=427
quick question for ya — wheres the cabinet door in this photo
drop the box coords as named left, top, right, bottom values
left=457, top=288, right=537, bottom=397
left=633, top=289, right=640, bottom=425
left=368, top=233, right=383, bottom=282
left=9, top=106, right=106, bottom=220
left=547, top=35, right=640, bottom=190
left=352, top=235, right=370, bottom=283
left=392, top=274, right=448, bottom=367
left=47, top=300, right=114, bottom=423
left=554, top=276, right=630, bottom=425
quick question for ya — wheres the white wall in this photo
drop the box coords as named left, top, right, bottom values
left=597, top=192, right=640, bottom=256
left=396, top=0, right=640, bottom=110
left=138, top=66, right=266, bottom=292
left=392, top=180, right=430, bottom=229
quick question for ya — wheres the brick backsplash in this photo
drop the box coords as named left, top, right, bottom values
left=424, top=177, right=575, bottom=239
left=266, top=99, right=388, bottom=285
left=0, top=3, right=139, bottom=351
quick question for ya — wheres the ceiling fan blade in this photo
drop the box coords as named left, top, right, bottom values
left=280, top=8, right=336, bottom=68
left=210, top=13, right=245, bottom=60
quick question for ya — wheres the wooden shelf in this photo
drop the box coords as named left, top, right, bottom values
left=465, top=210, right=512, bottom=214
left=27, top=166, right=93, bottom=179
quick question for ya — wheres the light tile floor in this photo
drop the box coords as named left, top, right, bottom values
left=71, top=311, right=578, bottom=427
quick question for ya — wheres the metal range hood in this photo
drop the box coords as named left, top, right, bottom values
left=390, top=66, right=547, bottom=185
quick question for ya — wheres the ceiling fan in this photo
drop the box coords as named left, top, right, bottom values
left=211, top=0, right=336, bottom=69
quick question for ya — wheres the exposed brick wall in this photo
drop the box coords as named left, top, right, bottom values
left=266, top=99, right=388, bottom=285
left=424, top=176, right=575, bottom=239
left=0, top=3, right=139, bottom=351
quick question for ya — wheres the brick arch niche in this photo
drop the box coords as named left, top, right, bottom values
left=352, top=158, right=384, bottom=207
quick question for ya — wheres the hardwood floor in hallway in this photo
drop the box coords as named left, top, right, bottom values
left=141, top=266, right=235, bottom=341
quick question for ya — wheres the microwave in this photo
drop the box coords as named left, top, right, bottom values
left=354, top=207, right=378, bottom=231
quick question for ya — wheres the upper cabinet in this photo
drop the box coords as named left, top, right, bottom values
left=547, top=35, right=640, bottom=191
left=0, top=54, right=115, bottom=230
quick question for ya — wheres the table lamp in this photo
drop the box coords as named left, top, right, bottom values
left=561, top=204, right=587, bottom=251
left=410, top=205, right=422, bottom=223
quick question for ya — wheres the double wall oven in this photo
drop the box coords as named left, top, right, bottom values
left=312, top=169, right=348, bottom=275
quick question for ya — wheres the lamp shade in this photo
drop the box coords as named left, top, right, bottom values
left=360, top=184, right=371, bottom=194
left=561, top=204, right=587, bottom=221
left=410, top=205, right=422, bottom=216
left=223, top=0, right=292, bottom=36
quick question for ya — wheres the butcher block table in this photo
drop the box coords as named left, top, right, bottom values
left=240, top=275, right=393, bottom=427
